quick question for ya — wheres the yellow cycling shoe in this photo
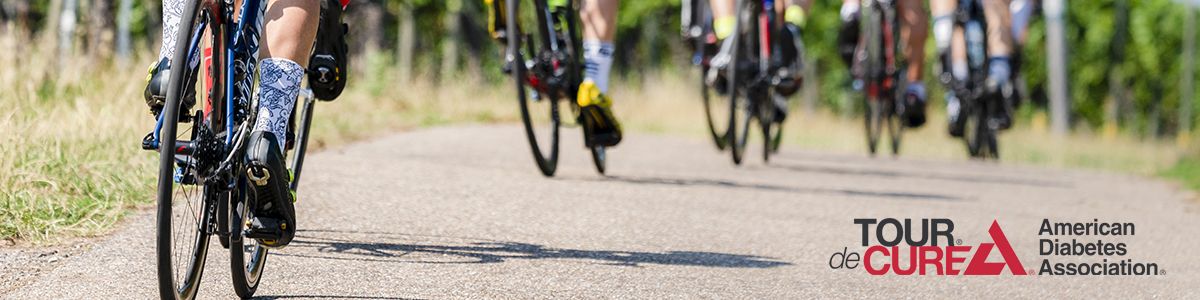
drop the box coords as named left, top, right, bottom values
left=577, top=80, right=623, bottom=147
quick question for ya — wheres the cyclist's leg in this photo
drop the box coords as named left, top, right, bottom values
left=931, top=0, right=968, bottom=135
left=144, top=0, right=192, bottom=116
left=778, top=0, right=812, bottom=26
left=705, top=0, right=734, bottom=90
left=898, top=0, right=928, bottom=127
left=579, top=0, right=623, bottom=146
left=1010, top=0, right=1035, bottom=45
left=983, top=0, right=1014, bottom=87
left=983, top=0, right=1015, bottom=127
left=245, top=0, right=320, bottom=248
left=837, top=0, right=860, bottom=67
left=710, top=0, right=735, bottom=41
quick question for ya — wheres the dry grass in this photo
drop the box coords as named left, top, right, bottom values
left=614, top=73, right=1180, bottom=176
left=0, top=33, right=1182, bottom=244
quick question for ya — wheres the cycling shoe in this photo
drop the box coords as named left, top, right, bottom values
left=244, top=131, right=296, bottom=248
left=144, top=57, right=196, bottom=121
left=578, top=80, right=623, bottom=147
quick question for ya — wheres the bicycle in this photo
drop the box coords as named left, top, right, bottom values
left=940, top=0, right=1002, bottom=159
left=491, top=0, right=608, bottom=176
left=681, top=0, right=732, bottom=151
left=140, top=0, right=345, bottom=298
left=726, top=0, right=803, bottom=164
left=851, top=0, right=906, bottom=156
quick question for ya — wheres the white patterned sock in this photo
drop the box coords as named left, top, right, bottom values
left=253, top=58, right=305, bottom=150
left=583, top=41, right=614, bottom=93
left=159, top=0, right=187, bottom=62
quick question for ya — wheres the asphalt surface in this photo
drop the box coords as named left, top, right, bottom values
left=5, top=125, right=1200, bottom=298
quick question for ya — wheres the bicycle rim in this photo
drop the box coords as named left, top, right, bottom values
left=156, top=1, right=211, bottom=298
left=964, top=101, right=984, bottom=157
left=229, top=178, right=268, bottom=299
left=509, top=0, right=562, bottom=176
left=590, top=145, right=606, bottom=175
left=701, top=66, right=731, bottom=150
left=728, top=0, right=756, bottom=165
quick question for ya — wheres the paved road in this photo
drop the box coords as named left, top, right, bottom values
left=6, top=125, right=1200, bottom=298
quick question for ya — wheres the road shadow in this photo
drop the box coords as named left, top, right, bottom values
left=563, top=174, right=965, bottom=202
left=767, top=160, right=1072, bottom=188
left=274, top=229, right=791, bottom=269
left=254, top=296, right=419, bottom=300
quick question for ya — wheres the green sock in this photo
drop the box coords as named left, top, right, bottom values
left=714, top=15, right=736, bottom=40
left=785, top=5, right=806, bottom=28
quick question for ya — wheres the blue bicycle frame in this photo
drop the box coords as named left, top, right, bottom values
left=147, top=0, right=265, bottom=152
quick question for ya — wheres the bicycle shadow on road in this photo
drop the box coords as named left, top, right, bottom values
left=273, top=229, right=791, bottom=269
left=764, top=159, right=1072, bottom=189
left=563, top=174, right=964, bottom=202
left=253, top=295, right=418, bottom=300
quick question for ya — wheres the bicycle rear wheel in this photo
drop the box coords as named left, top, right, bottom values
left=590, top=145, right=606, bottom=174
left=728, top=0, right=757, bottom=165
left=229, top=178, right=268, bottom=299
left=701, top=65, right=732, bottom=151
left=155, top=1, right=212, bottom=298
left=860, top=4, right=885, bottom=156
left=508, top=0, right=561, bottom=176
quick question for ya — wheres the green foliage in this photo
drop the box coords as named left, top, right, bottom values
left=1023, top=0, right=1197, bottom=134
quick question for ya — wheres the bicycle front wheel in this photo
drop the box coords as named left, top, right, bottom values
left=508, top=0, right=562, bottom=176
left=155, top=0, right=212, bottom=298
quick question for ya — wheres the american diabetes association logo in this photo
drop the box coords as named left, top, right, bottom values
left=827, top=218, right=1163, bottom=276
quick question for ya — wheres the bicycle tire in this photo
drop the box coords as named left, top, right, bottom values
left=590, top=145, right=607, bottom=174
left=701, top=66, right=731, bottom=151
left=728, top=0, right=755, bottom=165
left=509, top=0, right=561, bottom=176
left=229, top=178, right=268, bottom=299
left=155, top=1, right=211, bottom=298
left=860, top=3, right=884, bottom=156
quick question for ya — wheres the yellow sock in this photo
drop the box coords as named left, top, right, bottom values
left=714, top=15, right=736, bottom=40
left=785, top=5, right=806, bottom=28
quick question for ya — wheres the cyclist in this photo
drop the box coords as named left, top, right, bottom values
left=930, top=0, right=1035, bottom=136
left=144, top=0, right=323, bottom=248
left=489, top=0, right=623, bottom=146
left=705, top=0, right=808, bottom=120
left=577, top=0, right=624, bottom=147
left=837, top=0, right=930, bottom=128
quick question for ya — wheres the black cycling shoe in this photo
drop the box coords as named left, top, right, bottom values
left=900, top=89, right=927, bottom=128
left=985, top=78, right=1015, bottom=130
left=946, top=93, right=966, bottom=137
left=776, top=23, right=804, bottom=97
left=244, top=131, right=296, bottom=248
left=145, top=58, right=196, bottom=121
left=837, top=12, right=860, bottom=68
left=578, top=80, right=623, bottom=147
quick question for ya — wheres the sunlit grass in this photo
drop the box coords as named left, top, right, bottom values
left=0, top=33, right=1187, bottom=244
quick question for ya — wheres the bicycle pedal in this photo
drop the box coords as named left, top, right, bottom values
left=244, top=217, right=284, bottom=240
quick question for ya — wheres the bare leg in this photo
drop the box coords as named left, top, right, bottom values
left=262, top=0, right=320, bottom=67
left=253, top=0, right=320, bottom=148
left=581, top=0, right=618, bottom=43
left=898, top=0, right=927, bottom=84
left=983, top=0, right=1014, bottom=58
left=580, top=0, right=618, bottom=93
left=710, top=0, right=735, bottom=39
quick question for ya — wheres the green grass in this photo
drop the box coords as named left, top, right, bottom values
left=0, top=38, right=1192, bottom=244
left=1160, top=156, right=1200, bottom=191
